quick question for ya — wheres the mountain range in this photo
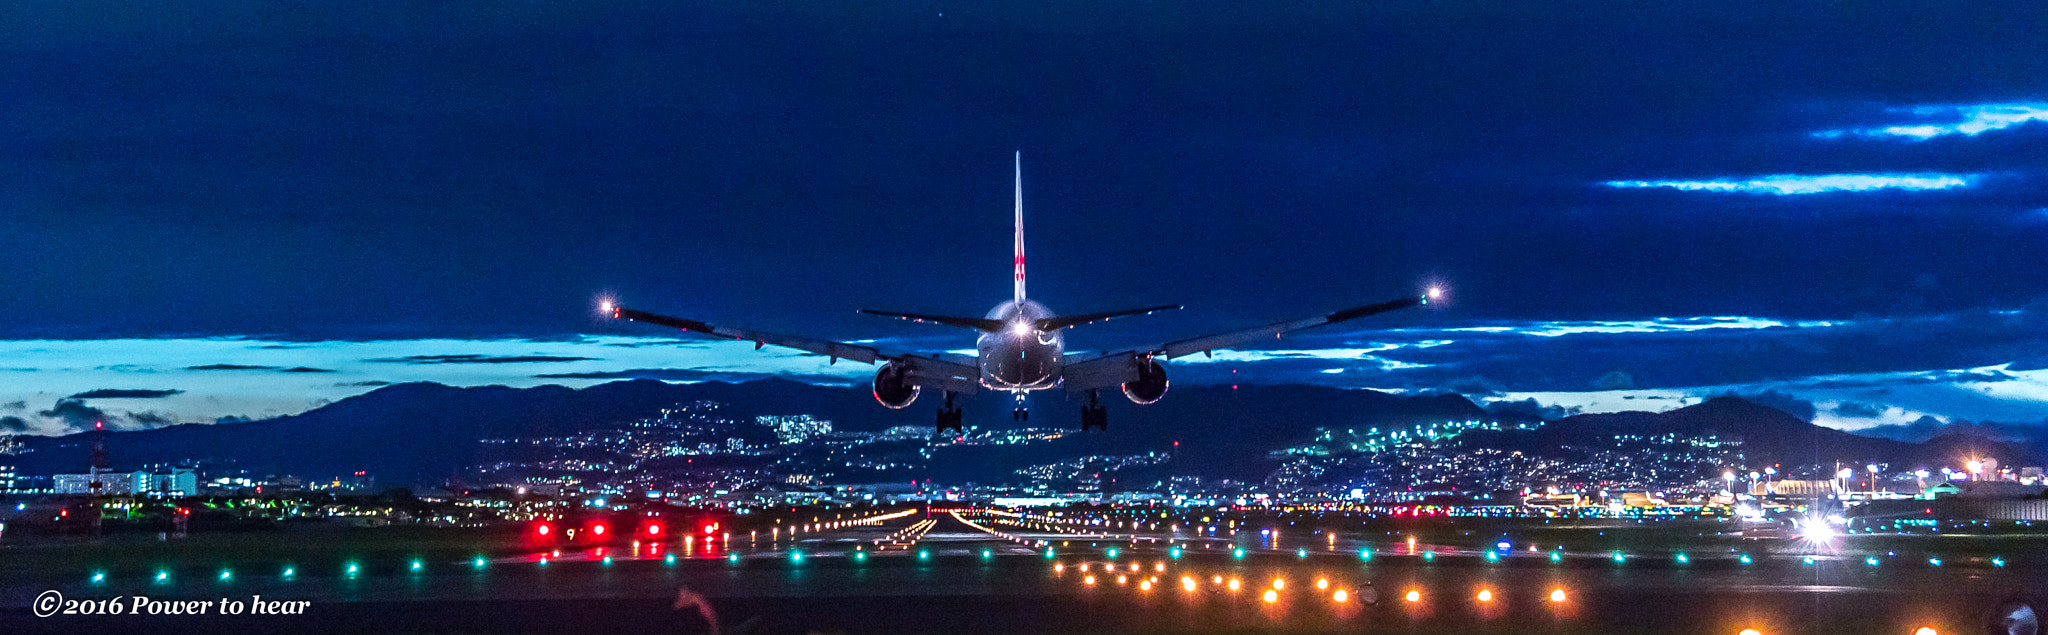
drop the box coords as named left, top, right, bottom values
left=1, top=379, right=2030, bottom=488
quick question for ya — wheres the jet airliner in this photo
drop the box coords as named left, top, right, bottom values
left=606, top=153, right=1439, bottom=434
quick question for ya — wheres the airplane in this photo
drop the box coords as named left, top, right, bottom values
left=605, top=153, right=1440, bottom=435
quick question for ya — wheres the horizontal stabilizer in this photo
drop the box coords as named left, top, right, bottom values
left=858, top=309, right=1005, bottom=333
left=1036, top=304, right=1181, bottom=331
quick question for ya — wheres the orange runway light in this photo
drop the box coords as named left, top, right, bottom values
left=1333, top=590, right=1348, bottom=602
left=1477, top=589, right=1493, bottom=602
left=1550, top=589, right=1567, bottom=602
left=1405, top=590, right=1421, bottom=602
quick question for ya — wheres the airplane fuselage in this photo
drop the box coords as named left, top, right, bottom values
left=976, top=299, right=1063, bottom=392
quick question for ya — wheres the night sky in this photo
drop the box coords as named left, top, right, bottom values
left=5, top=2, right=2046, bottom=439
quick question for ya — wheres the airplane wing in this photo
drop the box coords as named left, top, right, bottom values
left=1062, top=294, right=1429, bottom=392
left=855, top=309, right=1004, bottom=333
left=611, top=305, right=981, bottom=391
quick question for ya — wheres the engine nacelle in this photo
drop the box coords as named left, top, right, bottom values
left=1121, top=357, right=1169, bottom=405
left=872, top=362, right=921, bottom=409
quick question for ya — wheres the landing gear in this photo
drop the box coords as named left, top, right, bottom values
left=1081, top=389, right=1108, bottom=432
left=1012, top=394, right=1029, bottom=422
left=936, top=390, right=964, bottom=436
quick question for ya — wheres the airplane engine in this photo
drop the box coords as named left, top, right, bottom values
left=872, top=362, right=921, bottom=409
left=1121, top=357, right=1169, bottom=405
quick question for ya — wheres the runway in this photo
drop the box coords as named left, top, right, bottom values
left=2, top=510, right=2038, bottom=634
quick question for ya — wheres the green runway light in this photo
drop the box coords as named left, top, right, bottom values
left=411, top=560, right=424, bottom=571
left=1738, top=554, right=1752, bottom=564
left=789, top=551, right=803, bottom=563
left=1233, top=548, right=1246, bottom=559
left=1423, top=551, right=1436, bottom=562
left=1485, top=551, right=1499, bottom=562
left=1611, top=552, right=1625, bottom=563
left=1549, top=551, right=1562, bottom=562
left=1802, top=556, right=1816, bottom=566
left=728, top=553, right=740, bottom=563
left=283, top=567, right=296, bottom=578
left=602, top=555, right=614, bottom=566
left=538, top=557, right=549, bottom=567
left=982, top=549, right=992, bottom=559
left=1360, top=549, right=1373, bottom=561
left=91, top=572, right=105, bottom=583
left=473, top=557, right=487, bottom=569
left=1298, top=548, right=1308, bottom=559
left=347, top=563, right=361, bottom=575
left=155, top=571, right=169, bottom=582
left=854, top=552, right=866, bottom=562
left=1994, top=557, right=2007, bottom=567
left=1929, top=557, right=1942, bottom=567
left=1170, top=547, right=1182, bottom=559
left=919, top=550, right=930, bottom=560
left=1865, top=556, right=1879, bottom=567
left=1107, top=548, right=1119, bottom=559
left=219, top=570, right=233, bottom=581
left=1675, top=553, right=1688, bottom=564
left=1047, top=548, right=1058, bottom=559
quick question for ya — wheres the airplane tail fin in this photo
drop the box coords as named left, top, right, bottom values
left=1012, top=151, right=1026, bottom=305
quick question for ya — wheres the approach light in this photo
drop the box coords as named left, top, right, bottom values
left=1316, top=578, right=1329, bottom=590
left=1182, top=577, right=1197, bottom=591
left=1915, top=627, right=1938, bottom=635
left=1405, top=590, right=1421, bottom=602
left=1273, top=578, right=1285, bottom=590
left=1477, top=589, right=1493, bottom=602
left=1550, top=589, right=1567, bottom=602
left=1334, top=589, right=1349, bottom=602
left=1263, top=589, right=1278, bottom=603
left=1010, top=320, right=1031, bottom=337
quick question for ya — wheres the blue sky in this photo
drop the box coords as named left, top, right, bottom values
left=4, top=2, right=2045, bottom=440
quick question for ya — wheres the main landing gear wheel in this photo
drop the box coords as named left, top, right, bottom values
left=1081, top=389, right=1108, bottom=432
left=935, top=390, right=964, bottom=436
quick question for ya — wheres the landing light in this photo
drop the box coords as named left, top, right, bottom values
left=1010, top=321, right=1031, bottom=337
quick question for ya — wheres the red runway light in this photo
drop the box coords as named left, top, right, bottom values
left=647, top=524, right=662, bottom=536
left=537, top=524, right=551, bottom=536
left=593, top=524, right=606, bottom=536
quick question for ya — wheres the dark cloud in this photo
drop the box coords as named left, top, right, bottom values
left=1591, top=371, right=1635, bottom=391
left=0, top=415, right=28, bottom=431
left=367, top=354, right=597, bottom=365
left=1485, top=398, right=1580, bottom=422
left=215, top=415, right=253, bottom=424
left=127, top=411, right=175, bottom=428
left=1833, top=401, right=1886, bottom=418
left=65, top=389, right=183, bottom=400
left=1, top=401, right=23, bottom=410
left=279, top=367, right=337, bottom=373
left=338, top=381, right=392, bottom=387
left=39, top=399, right=111, bottom=431
left=188, top=364, right=278, bottom=371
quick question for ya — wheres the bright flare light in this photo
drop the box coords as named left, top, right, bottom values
left=1316, top=578, right=1329, bottom=590
left=1333, top=590, right=1348, bottom=602
left=1263, top=589, right=1278, bottom=603
left=1182, top=577, right=1197, bottom=591
left=1550, top=589, right=1567, bottom=602
left=1477, top=589, right=1493, bottom=602
left=1915, top=628, right=1938, bottom=635
left=1405, top=590, right=1421, bottom=602
left=1802, top=519, right=1836, bottom=543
